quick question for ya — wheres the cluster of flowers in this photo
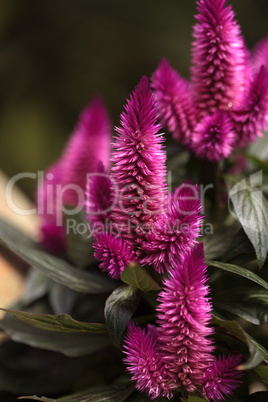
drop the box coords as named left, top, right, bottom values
left=36, top=0, right=268, bottom=399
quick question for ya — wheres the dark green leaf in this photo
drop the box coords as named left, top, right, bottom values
left=1, top=308, right=107, bottom=333
left=0, top=229, right=115, bottom=293
left=49, top=282, right=77, bottom=315
left=226, top=174, right=268, bottom=268
left=214, top=300, right=268, bottom=325
left=0, top=315, right=110, bottom=357
left=64, top=209, right=95, bottom=268
left=121, top=262, right=161, bottom=292
left=105, top=285, right=140, bottom=348
left=21, top=269, right=50, bottom=305
left=187, top=398, right=207, bottom=402
left=207, top=260, right=268, bottom=291
left=243, top=153, right=268, bottom=176
left=19, top=383, right=135, bottom=401
left=212, top=314, right=267, bottom=369
left=254, top=365, right=268, bottom=385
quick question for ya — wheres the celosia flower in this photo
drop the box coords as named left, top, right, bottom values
left=37, top=97, right=111, bottom=252
left=202, top=354, right=243, bottom=401
left=152, top=0, right=268, bottom=160
left=61, top=96, right=111, bottom=207
left=191, top=111, right=236, bottom=161
left=157, top=243, right=214, bottom=392
left=232, top=66, right=268, bottom=147
left=111, top=76, right=167, bottom=248
left=84, top=161, right=114, bottom=228
left=123, top=323, right=173, bottom=399
left=191, top=0, right=248, bottom=116
left=93, top=233, right=136, bottom=279
left=37, top=162, right=66, bottom=253
left=252, top=35, right=268, bottom=73
left=141, top=183, right=203, bottom=273
left=151, top=58, right=196, bottom=147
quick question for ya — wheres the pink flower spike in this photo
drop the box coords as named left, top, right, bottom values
left=191, top=0, right=248, bottom=116
left=191, top=110, right=236, bottom=161
left=61, top=96, right=111, bottom=207
left=232, top=66, right=268, bottom=147
left=252, top=35, right=268, bottom=74
left=123, top=323, right=173, bottom=399
left=141, top=183, right=203, bottom=274
left=84, top=161, right=114, bottom=227
left=111, top=76, right=167, bottom=247
left=93, top=233, right=136, bottom=279
left=202, top=354, right=243, bottom=401
left=157, top=243, right=214, bottom=392
left=151, top=58, right=196, bottom=147
left=37, top=162, right=66, bottom=253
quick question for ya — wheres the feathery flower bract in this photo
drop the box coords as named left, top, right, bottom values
left=232, top=66, right=268, bottom=147
left=123, top=323, right=173, bottom=399
left=192, top=111, right=236, bottom=161
left=157, top=243, right=214, bottom=392
left=61, top=96, right=111, bottom=207
left=252, top=35, right=268, bottom=74
left=93, top=233, right=136, bottom=279
left=202, top=354, right=243, bottom=401
left=191, top=0, right=248, bottom=116
left=152, top=58, right=196, bottom=147
left=141, top=183, right=203, bottom=273
left=111, top=76, right=167, bottom=248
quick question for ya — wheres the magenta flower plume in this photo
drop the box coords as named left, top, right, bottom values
left=93, top=233, right=136, bottom=279
left=111, top=76, right=167, bottom=247
left=232, top=66, right=268, bottom=147
left=37, top=162, right=66, bottom=253
left=151, top=58, right=196, bottom=146
left=123, top=323, right=173, bottom=399
left=191, top=0, right=248, bottom=117
left=191, top=111, right=236, bottom=161
left=202, top=354, right=243, bottom=401
left=252, top=35, right=268, bottom=74
left=61, top=96, right=111, bottom=207
left=84, top=161, right=114, bottom=227
left=141, top=183, right=203, bottom=274
left=157, top=243, right=214, bottom=392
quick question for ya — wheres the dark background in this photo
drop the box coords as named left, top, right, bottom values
left=0, top=0, right=267, bottom=197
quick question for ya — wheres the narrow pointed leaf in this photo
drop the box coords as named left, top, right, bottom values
left=243, top=153, right=268, bottom=176
left=1, top=309, right=107, bottom=333
left=0, top=227, right=115, bottom=293
left=104, top=285, right=140, bottom=348
left=19, top=383, right=135, bottom=401
left=0, top=315, right=109, bottom=357
left=254, top=365, right=268, bottom=385
left=212, top=314, right=267, bottom=369
left=207, top=260, right=268, bottom=291
left=121, top=262, right=161, bottom=292
left=227, top=174, right=268, bottom=268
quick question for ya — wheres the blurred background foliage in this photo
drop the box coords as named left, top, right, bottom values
left=0, top=0, right=267, bottom=198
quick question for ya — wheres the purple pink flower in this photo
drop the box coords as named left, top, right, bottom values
left=123, top=323, right=173, bottom=399
left=152, top=0, right=268, bottom=160
left=141, top=183, right=203, bottom=273
left=110, top=76, right=167, bottom=248
left=93, top=233, right=136, bottom=279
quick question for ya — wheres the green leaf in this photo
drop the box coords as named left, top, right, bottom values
left=207, top=260, right=268, bottom=291
left=243, top=153, right=268, bottom=176
left=64, top=209, right=95, bottom=268
left=1, top=309, right=107, bottom=333
left=254, top=364, right=268, bottom=385
left=0, top=227, right=115, bottom=293
left=214, top=288, right=268, bottom=325
left=187, top=398, right=207, bottom=402
left=227, top=174, right=268, bottom=268
left=105, top=285, right=140, bottom=348
left=19, top=383, right=135, bottom=401
left=0, top=315, right=110, bottom=357
left=121, top=262, right=161, bottom=292
left=212, top=314, right=267, bottom=369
